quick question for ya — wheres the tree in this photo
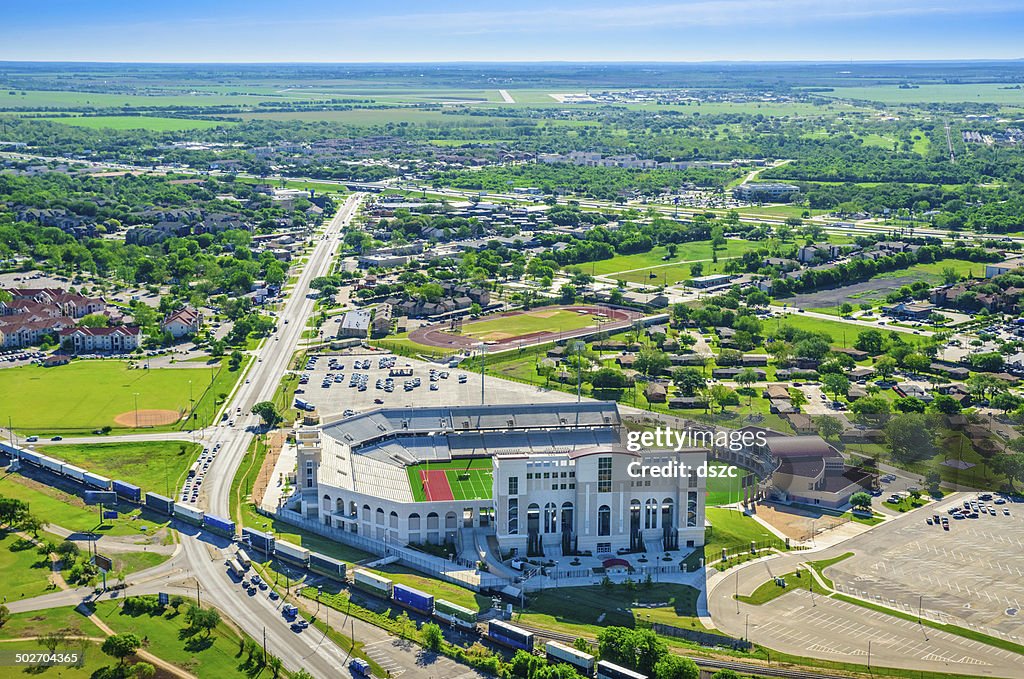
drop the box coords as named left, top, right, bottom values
left=672, top=368, right=705, bottom=396
left=991, top=392, right=1021, bottom=413
left=873, top=356, right=897, bottom=379
left=850, top=492, right=872, bottom=510
left=78, top=313, right=110, bottom=328
left=591, top=367, right=629, bottom=391
left=902, top=353, right=931, bottom=374
left=0, top=604, right=9, bottom=628
left=712, top=672, right=742, bottom=679
left=228, top=350, right=244, bottom=371
left=855, top=329, right=886, bottom=355
left=654, top=654, right=699, bottom=679
left=893, top=396, right=926, bottom=413
left=970, top=351, right=1005, bottom=373
left=821, top=373, right=849, bottom=402
left=635, top=348, right=670, bottom=377
left=268, top=655, right=284, bottom=678
left=185, top=605, right=220, bottom=637
left=132, top=662, right=156, bottom=679
left=816, top=415, right=844, bottom=440
left=930, top=393, right=962, bottom=415
left=101, top=633, right=141, bottom=665
left=839, top=303, right=854, bottom=316
left=251, top=401, right=282, bottom=427
left=885, top=413, right=934, bottom=463
left=421, top=622, right=444, bottom=651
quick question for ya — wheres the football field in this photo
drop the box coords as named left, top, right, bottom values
left=408, top=458, right=493, bottom=502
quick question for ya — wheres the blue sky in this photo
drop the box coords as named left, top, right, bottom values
left=2, top=0, right=1023, bottom=62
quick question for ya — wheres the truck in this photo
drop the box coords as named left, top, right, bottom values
left=352, top=569, right=392, bottom=598
left=235, top=549, right=252, bottom=569
left=294, top=398, right=315, bottom=412
left=226, top=558, right=245, bottom=579
left=391, top=583, right=433, bottom=616
left=349, top=658, right=372, bottom=677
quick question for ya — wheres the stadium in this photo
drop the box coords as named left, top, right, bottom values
left=292, top=401, right=707, bottom=558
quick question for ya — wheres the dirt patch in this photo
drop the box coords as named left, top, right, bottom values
left=755, top=502, right=850, bottom=541
left=112, top=409, right=181, bottom=427
left=251, top=431, right=286, bottom=507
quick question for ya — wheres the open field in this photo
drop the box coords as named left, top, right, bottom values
left=1, top=89, right=286, bottom=109
left=873, top=257, right=988, bottom=283
left=0, top=359, right=242, bottom=434
left=40, top=115, right=234, bottom=130
left=616, top=256, right=738, bottom=285
left=0, top=471, right=169, bottom=537
left=819, top=83, right=1024, bottom=105
left=39, top=441, right=203, bottom=496
left=769, top=313, right=917, bottom=344
left=461, top=308, right=599, bottom=341
left=584, top=240, right=762, bottom=276
left=0, top=529, right=55, bottom=601
left=0, top=605, right=101, bottom=640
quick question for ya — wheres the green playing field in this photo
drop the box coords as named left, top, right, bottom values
left=407, top=458, right=494, bottom=502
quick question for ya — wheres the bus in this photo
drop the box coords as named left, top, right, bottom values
left=226, top=559, right=245, bottom=579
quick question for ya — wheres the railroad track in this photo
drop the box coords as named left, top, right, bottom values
left=514, top=622, right=858, bottom=679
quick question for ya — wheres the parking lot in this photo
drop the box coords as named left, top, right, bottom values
left=748, top=588, right=1020, bottom=676
left=827, top=493, right=1024, bottom=637
left=292, top=349, right=581, bottom=418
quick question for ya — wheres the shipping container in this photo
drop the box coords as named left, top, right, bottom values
left=309, top=552, right=346, bottom=581
left=487, top=620, right=534, bottom=652
left=0, top=441, right=20, bottom=458
left=173, top=502, right=204, bottom=526
left=62, top=464, right=86, bottom=482
left=83, top=472, right=111, bottom=490
left=235, top=549, right=252, bottom=569
left=597, top=661, right=647, bottom=679
left=546, top=641, right=595, bottom=676
left=352, top=569, right=392, bottom=598
left=391, top=583, right=434, bottom=615
left=38, top=455, right=63, bottom=473
left=145, top=492, right=175, bottom=515
left=242, top=527, right=275, bottom=554
left=433, top=599, right=477, bottom=630
left=203, top=513, right=236, bottom=537
left=112, top=480, right=142, bottom=503
left=273, top=539, right=310, bottom=566
left=18, top=449, right=41, bottom=466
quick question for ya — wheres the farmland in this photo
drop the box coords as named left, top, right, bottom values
left=41, top=115, right=234, bottom=130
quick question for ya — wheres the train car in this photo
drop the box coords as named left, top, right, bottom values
left=0, top=441, right=21, bottom=458
left=309, top=552, right=346, bottom=581
left=546, top=641, right=595, bottom=676
left=37, top=455, right=63, bottom=474
left=173, top=502, right=204, bottom=526
left=235, top=549, right=252, bottom=569
left=203, top=513, right=236, bottom=538
left=145, top=492, right=175, bottom=515
left=487, top=620, right=534, bottom=652
left=352, top=569, right=392, bottom=599
left=242, top=527, right=275, bottom=555
left=433, top=599, right=477, bottom=631
left=597, top=660, right=647, bottom=679
left=83, top=472, right=112, bottom=490
left=112, top=480, right=142, bottom=503
left=17, top=449, right=41, bottom=466
left=226, top=558, right=245, bottom=579
left=273, top=539, right=310, bottom=567
left=391, top=583, right=433, bottom=616
left=62, top=464, right=86, bottom=483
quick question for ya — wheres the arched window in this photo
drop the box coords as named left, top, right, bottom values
left=661, top=498, right=674, bottom=528
left=560, top=501, right=574, bottom=534
left=645, top=499, right=658, bottom=530
left=375, top=507, right=385, bottom=524
left=598, top=505, right=611, bottom=536
left=408, top=513, right=421, bottom=531
left=390, top=511, right=399, bottom=529
left=321, top=494, right=331, bottom=511
left=445, top=511, right=458, bottom=530
left=544, top=502, right=557, bottom=534
left=336, top=497, right=345, bottom=514
left=426, top=512, right=439, bottom=530
left=361, top=504, right=371, bottom=522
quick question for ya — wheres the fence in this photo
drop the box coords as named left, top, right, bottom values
left=270, top=507, right=508, bottom=591
left=650, top=623, right=752, bottom=651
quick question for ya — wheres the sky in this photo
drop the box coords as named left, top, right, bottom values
left=2, top=0, right=1023, bottom=62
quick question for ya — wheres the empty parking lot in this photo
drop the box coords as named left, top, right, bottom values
left=827, top=494, right=1024, bottom=638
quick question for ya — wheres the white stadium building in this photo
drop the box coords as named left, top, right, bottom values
left=293, top=401, right=706, bottom=558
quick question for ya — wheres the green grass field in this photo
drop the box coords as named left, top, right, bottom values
left=0, top=604, right=101, bottom=640
left=41, top=115, right=233, bottom=130
left=407, top=458, right=493, bottom=502
left=873, top=257, right=987, bottom=283
left=768, top=313, right=917, bottom=344
left=583, top=240, right=762, bottom=276
left=0, top=359, right=243, bottom=434
left=818, top=83, right=1024, bottom=105
left=706, top=463, right=753, bottom=506
left=39, top=441, right=203, bottom=496
left=616, top=256, right=739, bottom=286
left=461, top=308, right=599, bottom=341
left=0, top=473, right=169, bottom=537
left=1, top=529, right=56, bottom=601
left=93, top=598, right=268, bottom=679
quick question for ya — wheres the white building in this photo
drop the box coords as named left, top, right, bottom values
left=293, top=402, right=706, bottom=559
left=59, top=326, right=142, bottom=353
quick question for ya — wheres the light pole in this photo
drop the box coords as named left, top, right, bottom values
left=133, top=392, right=140, bottom=429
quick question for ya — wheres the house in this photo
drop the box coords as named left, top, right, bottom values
left=883, top=302, right=936, bottom=320
left=668, top=396, right=706, bottom=409
left=848, top=366, right=875, bottom=382
left=986, top=259, right=1024, bottom=278
left=765, top=435, right=873, bottom=509
left=644, top=383, right=667, bottom=403
left=687, top=274, right=734, bottom=289
left=741, top=354, right=769, bottom=367
left=930, top=363, right=970, bottom=380
left=339, top=309, right=372, bottom=339
left=769, top=400, right=797, bottom=414
left=833, top=347, right=869, bottom=361
left=764, top=384, right=791, bottom=400
left=712, top=368, right=766, bottom=380
left=59, top=326, right=142, bottom=354
left=893, top=383, right=932, bottom=402
left=160, top=307, right=202, bottom=339
left=784, top=412, right=817, bottom=434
